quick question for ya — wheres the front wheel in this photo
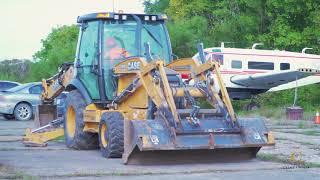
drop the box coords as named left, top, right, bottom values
left=14, top=103, right=32, bottom=121
left=64, top=90, right=99, bottom=150
left=99, top=112, right=124, bottom=158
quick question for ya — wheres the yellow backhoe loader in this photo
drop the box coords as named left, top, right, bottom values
left=23, top=12, right=275, bottom=164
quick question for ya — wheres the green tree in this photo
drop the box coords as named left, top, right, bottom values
left=144, top=0, right=320, bottom=110
left=28, top=25, right=79, bottom=81
left=144, top=0, right=170, bottom=13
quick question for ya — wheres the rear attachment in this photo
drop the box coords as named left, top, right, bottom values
left=23, top=104, right=64, bottom=147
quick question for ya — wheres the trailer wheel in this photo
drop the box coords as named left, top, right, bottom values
left=64, top=90, right=98, bottom=149
left=99, top=112, right=124, bottom=158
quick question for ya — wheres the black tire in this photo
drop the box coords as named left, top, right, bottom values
left=3, top=114, right=15, bottom=120
left=99, top=112, right=124, bottom=158
left=14, top=103, right=32, bottom=121
left=64, top=90, right=98, bottom=150
left=245, top=102, right=261, bottom=111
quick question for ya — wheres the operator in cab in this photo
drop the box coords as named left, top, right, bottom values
left=104, top=36, right=129, bottom=64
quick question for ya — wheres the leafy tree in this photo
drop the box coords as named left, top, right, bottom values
left=28, top=25, right=79, bottom=81
left=144, top=0, right=320, bottom=110
left=144, top=0, right=170, bottom=13
left=168, top=16, right=211, bottom=57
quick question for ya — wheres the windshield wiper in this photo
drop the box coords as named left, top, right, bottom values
left=143, top=25, right=163, bottom=48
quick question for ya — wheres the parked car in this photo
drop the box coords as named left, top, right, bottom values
left=0, top=81, right=20, bottom=91
left=0, top=82, right=42, bottom=121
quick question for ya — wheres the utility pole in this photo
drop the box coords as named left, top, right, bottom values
left=293, top=75, right=298, bottom=107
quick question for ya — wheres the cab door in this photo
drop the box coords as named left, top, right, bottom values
left=77, top=21, right=100, bottom=100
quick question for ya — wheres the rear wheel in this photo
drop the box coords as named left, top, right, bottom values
left=14, top=103, right=32, bottom=121
left=64, top=90, right=98, bottom=149
left=99, top=112, right=124, bottom=158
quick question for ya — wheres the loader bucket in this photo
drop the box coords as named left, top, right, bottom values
left=34, top=104, right=57, bottom=127
left=123, top=117, right=275, bottom=164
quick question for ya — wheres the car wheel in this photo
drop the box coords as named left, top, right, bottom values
left=14, top=103, right=33, bottom=121
left=3, top=114, right=15, bottom=120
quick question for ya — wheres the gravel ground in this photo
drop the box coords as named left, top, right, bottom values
left=260, top=119, right=320, bottom=166
left=0, top=115, right=319, bottom=179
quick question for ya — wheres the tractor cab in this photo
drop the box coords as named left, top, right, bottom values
left=75, top=12, right=172, bottom=102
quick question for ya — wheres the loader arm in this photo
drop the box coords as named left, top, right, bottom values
left=114, top=58, right=274, bottom=164
left=167, top=58, right=236, bottom=122
left=41, top=62, right=74, bottom=103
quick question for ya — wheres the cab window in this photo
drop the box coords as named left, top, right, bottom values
left=77, top=21, right=100, bottom=100
left=141, top=22, right=170, bottom=64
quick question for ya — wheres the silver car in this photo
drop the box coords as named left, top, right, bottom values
left=0, top=82, right=42, bottom=121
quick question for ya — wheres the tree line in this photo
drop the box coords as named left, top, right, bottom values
left=1, top=0, right=319, bottom=111
left=145, top=0, right=320, bottom=57
left=147, top=0, right=320, bottom=111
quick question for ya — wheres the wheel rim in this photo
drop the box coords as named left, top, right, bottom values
left=100, top=123, right=108, bottom=148
left=66, top=106, right=76, bottom=138
left=17, top=105, right=31, bottom=120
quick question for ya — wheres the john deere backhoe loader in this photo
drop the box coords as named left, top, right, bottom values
left=23, top=12, right=275, bottom=164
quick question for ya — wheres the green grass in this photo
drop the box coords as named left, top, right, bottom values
left=301, top=130, right=320, bottom=136
left=257, top=153, right=320, bottom=168
left=0, top=164, right=35, bottom=180
left=298, top=121, right=306, bottom=129
left=236, top=106, right=285, bottom=120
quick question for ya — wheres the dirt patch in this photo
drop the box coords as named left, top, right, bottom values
left=0, top=117, right=319, bottom=179
left=0, top=163, right=33, bottom=179
left=259, top=119, right=320, bottom=166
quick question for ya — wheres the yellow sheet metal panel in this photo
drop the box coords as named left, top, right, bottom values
left=83, top=122, right=99, bottom=133
left=23, top=128, right=64, bottom=147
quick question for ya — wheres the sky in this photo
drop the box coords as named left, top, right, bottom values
left=0, top=0, right=144, bottom=60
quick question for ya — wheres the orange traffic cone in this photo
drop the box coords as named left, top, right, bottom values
left=315, top=111, right=320, bottom=124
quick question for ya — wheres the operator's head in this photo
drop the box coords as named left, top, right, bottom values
left=105, top=37, right=117, bottom=48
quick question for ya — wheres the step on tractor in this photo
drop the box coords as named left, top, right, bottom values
left=23, top=12, right=275, bottom=164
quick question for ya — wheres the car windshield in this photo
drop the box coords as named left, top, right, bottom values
left=3, top=83, right=31, bottom=92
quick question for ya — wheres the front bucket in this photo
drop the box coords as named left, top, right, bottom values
left=34, top=104, right=57, bottom=127
left=123, top=118, right=274, bottom=164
